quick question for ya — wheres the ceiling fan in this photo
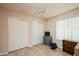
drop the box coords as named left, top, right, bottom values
left=37, top=7, right=45, bottom=15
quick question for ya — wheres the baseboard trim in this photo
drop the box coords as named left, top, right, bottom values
left=0, top=52, right=8, bottom=56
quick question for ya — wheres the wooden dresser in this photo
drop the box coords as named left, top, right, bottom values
left=63, top=40, right=77, bottom=55
left=75, top=43, right=79, bottom=56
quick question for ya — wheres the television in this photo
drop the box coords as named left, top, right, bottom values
left=45, top=32, right=50, bottom=36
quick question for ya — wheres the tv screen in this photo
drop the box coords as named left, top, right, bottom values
left=45, top=32, right=50, bottom=36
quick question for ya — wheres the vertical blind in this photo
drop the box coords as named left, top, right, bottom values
left=56, top=17, right=79, bottom=42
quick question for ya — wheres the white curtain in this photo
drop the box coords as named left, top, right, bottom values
left=56, top=17, right=79, bottom=42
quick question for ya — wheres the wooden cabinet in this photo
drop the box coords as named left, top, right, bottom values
left=63, top=40, right=77, bottom=55
left=75, top=43, right=79, bottom=56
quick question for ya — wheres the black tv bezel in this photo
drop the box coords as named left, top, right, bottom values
left=45, top=32, right=50, bottom=36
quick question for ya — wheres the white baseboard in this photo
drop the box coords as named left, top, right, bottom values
left=0, top=52, right=8, bottom=56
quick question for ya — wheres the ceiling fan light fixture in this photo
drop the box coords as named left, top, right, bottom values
left=37, top=7, right=45, bottom=15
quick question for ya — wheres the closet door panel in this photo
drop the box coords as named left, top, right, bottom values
left=32, top=21, right=44, bottom=45
left=13, top=20, right=28, bottom=50
left=38, top=23, right=44, bottom=43
left=8, top=18, right=16, bottom=51
left=8, top=17, right=28, bottom=52
left=32, top=21, right=39, bottom=45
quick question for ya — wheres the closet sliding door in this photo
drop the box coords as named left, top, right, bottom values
left=8, top=17, right=28, bottom=52
left=32, top=21, right=44, bottom=45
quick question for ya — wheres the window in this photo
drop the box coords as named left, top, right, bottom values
left=56, top=17, right=79, bottom=42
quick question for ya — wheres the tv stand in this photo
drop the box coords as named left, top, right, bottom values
left=43, top=36, right=52, bottom=46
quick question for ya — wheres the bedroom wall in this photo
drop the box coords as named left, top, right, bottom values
left=0, top=9, right=45, bottom=55
left=45, top=8, right=79, bottom=48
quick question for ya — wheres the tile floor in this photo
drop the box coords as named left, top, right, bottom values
left=5, top=44, right=71, bottom=56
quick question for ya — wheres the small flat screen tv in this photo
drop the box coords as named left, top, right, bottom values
left=45, top=32, right=50, bottom=36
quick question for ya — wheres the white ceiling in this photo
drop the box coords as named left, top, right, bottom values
left=0, top=3, right=79, bottom=19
